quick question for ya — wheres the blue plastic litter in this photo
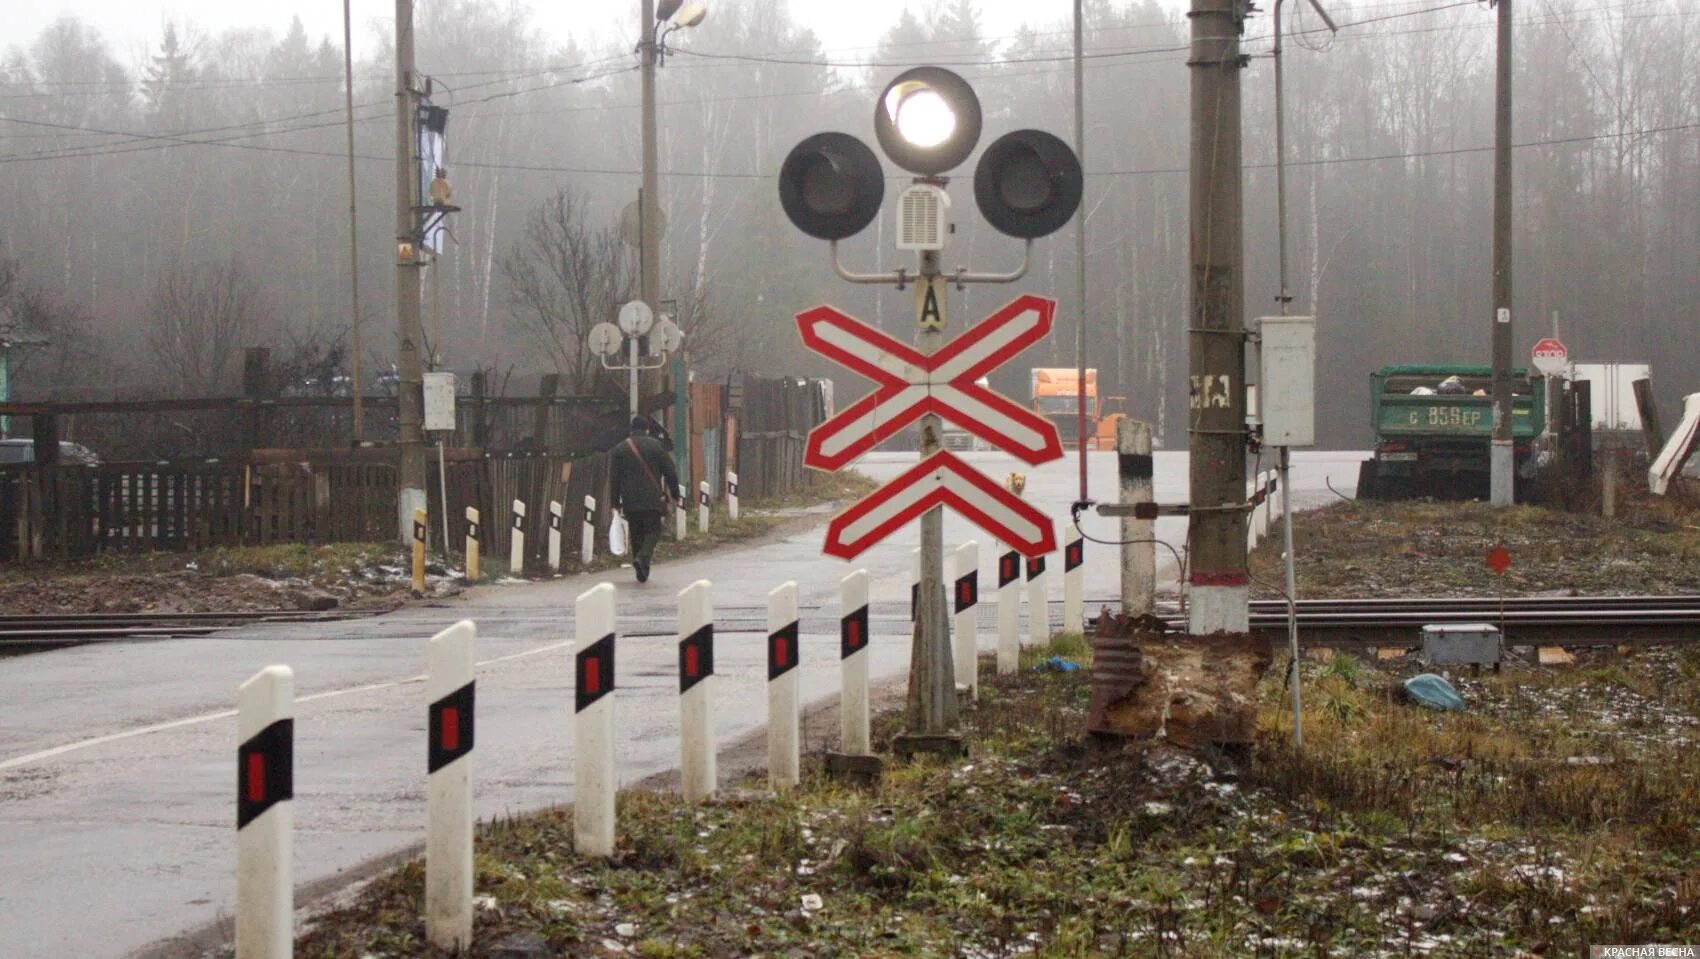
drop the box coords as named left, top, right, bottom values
left=1035, top=657, right=1082, bottom=673
left=1403, top=673, right=1465, bottom=712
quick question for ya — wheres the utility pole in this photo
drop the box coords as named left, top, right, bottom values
left=638, top=0, right=662, bottom=415
left=1186, top=0, right=1250, bottom=634
left=1073, top=0, right=1090, bottom=502
left=395, top=0, right=427, bottom=541
left=1489, top=0, right=1515, bottom=507
left=343, top=0, right=364, bottom=442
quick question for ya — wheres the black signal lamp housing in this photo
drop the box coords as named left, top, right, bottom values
left=973, top=129, right=1083, bottom=240
left=873, top=67, right=983, bottom=177
left=778, top=132, right=886, bottom=241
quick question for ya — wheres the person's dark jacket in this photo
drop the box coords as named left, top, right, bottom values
left=609, top=431, right=681, bottom=514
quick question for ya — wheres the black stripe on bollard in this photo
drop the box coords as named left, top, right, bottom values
left=1026, top=555, right=1047, bottom=581
left=413, top=518, right=427, bottom=545
left=1065, top=539, right=1085, bottom=572
left=512, top=510, right=524, bottom=530
left=427, top=682, right=475, bottom=774
left=954, top=572, right=978, bottom=613
left=840, top=606, right=869, bottom=659
left=768, top=621, right=799, bottom=681
left=1118, top=452, right=1154, bottom=479
left=678, top=624, right=714, bottom=694
left=576, top=634, right=616, bottom=713
left=583, top=503, right=595, bottom=526
left=699, top=489, right=711, bottom=508
left=999, top=551, right=1021, bottom=588
left=237, top=719, right=293, bottom=829
left=549, top=512, right=562, bottom=532
left=467, top=521, right=480, bottom=542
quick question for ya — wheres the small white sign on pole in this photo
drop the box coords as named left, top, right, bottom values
left=423, top=372, right=457, bottom=432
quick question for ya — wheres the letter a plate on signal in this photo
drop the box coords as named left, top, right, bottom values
left=798, top=294, right=1065, bottom=470
left=822, top=451, right=1057, bottom=559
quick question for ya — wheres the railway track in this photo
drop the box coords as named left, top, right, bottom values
left=1148, top=594, right=1700, bottom=647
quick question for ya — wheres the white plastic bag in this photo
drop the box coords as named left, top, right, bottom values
left=608, top=514, right=629, bottom=556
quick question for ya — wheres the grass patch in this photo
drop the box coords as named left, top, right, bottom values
left=293, top=636, right=1700, bottom=957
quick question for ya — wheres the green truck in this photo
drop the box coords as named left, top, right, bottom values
left=1358, top=364, right=1543, bottom=500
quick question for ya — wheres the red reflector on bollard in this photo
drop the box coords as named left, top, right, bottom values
left=774, top=637, right=789, bottom=667
left=685, top=645, right=700, bottom=678
left=246, top=753, right=266, bottom=803
left=584, top=659, right=601, bottom=694
left=440, top=707, right=460, bottom=751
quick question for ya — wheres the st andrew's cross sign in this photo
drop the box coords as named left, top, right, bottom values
left=799, top=294, right=1064, bottom=559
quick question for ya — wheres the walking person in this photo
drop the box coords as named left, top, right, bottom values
left=609, top=416, right=681, bottom=583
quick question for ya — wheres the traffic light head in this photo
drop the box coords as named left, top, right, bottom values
left=778, top=132, right=886, bottom=241
left=973, top=129, right=1083, bottom=240
left=874, top=67, right=982, bottom=176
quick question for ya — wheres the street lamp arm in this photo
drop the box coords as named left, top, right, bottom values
left=952, top=240, right=1032, bottom=286
left=830, top=240, right=910, bottom=287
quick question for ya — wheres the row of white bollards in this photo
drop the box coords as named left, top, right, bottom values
left=233, top=531, right=1088, bottom=957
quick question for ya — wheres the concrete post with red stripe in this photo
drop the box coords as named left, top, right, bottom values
left=677, top=580, right=716, bottom=803
left=574, top=582, right=617, bottom=857
left=547, top=500, right=564, bottom=575
left=1026, top=553, right=1050, bottom=647
left=1063, top=527, right=1085, bottom=634
left=580, top=496, right=596, bottom=566
left=509, top=499, right=526, bottom=575
left=697, top=481, right=711, bottom=534
left=236, top=665, right=294, bottom=959
left=839, top=569, right=871, bottom=755
left=952, top=540, right=980, bottom=699
left=425, top=621, right=475, bottom=951
left=996, top=545, right=1022, bottom=675
left=767, top=580, right=800, bottom=792
left=727, top=472, right=740, bottom=522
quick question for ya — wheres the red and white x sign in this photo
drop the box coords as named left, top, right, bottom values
left=798, top=294, right=1065, bottom=471
left=823, top=450, right=1057, bottom=559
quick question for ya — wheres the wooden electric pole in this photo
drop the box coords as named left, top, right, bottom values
left=395, top=0, right=427, bottom=540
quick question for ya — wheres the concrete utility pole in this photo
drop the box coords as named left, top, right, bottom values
left=908, top=247, right=960, bottom=740
left=343, top=0, right=364, bottom=442
left=1186, top=0, right=1250, bottom=634
left=1073, top=0, right=1089, bottom=500
left=1489, top=0, right=1515, bottom=507
left=638, top=0, right=663, bottom=411
left=395, top=0, right=427, bottom=541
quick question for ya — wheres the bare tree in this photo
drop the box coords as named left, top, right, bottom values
left=500, top=189, right=634, bottom=392
left=145, top=260, right=261, bottom=395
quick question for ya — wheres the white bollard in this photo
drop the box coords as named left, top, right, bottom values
left=953, top=540, right=980, bottom=699
left=996, top=546, right=1021, bottom=675
left=236, top=665, right=294, bottom=959
left=675, top=502, right=688, bottom=541
left=547, top=501, right=564, bottom=575
left=580, top=496, right=596, bottom=566
left=767, top=580, right=800, bottom=792
left=464, top=507, right=481, bottom=582
left=839, top=569, right=871, bottom=755
left=1063, top=527, right=1085, bottom=635
left=509, top=499, right=526, bottom=575
left=574, top=582, right=617, bottom=857
left=726, top=471, right=740, bottom=522
left=1026, top=554, right=1050, bottom=646
left=425, top=621, right=476, bottom=952
left=698, top=481, right=711, bottom=534
left=677, top=580, right=716, bottom=803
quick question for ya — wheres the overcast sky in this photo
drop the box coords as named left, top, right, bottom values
left=10, top=1, right=1068, bottom=67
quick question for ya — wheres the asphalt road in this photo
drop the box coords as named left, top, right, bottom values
left=0, top=450, right=1363, bottom=958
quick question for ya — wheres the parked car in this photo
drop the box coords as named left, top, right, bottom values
left=0, top=438, right=101, bottom=466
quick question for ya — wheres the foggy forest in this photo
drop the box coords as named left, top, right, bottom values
left=2, top=0, right=1697, bottom=449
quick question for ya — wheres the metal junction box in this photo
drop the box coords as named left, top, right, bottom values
left=1422, top=623, right=1502, bottom=665
left=1258, top=316, right=1316, bottom=447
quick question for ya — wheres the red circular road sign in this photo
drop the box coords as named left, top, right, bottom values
left=1485, top=544, right=1513, bottom=575
left=1531, top=337, right=1568, bottom=376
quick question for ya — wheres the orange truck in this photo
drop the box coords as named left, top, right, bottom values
left=1030, top=368, right=1125, bottom=450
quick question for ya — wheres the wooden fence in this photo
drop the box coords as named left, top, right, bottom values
left=735, top=377, right=826, bottom=500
